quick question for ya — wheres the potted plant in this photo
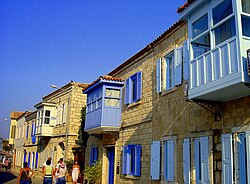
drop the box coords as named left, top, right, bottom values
left=84, top=160, right=102, bottom=184
left=65, top=159, right=74, bottom=182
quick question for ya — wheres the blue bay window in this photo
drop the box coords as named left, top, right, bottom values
left=122, top=144, right=141, bottom=176
left=90, top=147, right=98, bottom=166
left=124, top=71, right=142, bottom=104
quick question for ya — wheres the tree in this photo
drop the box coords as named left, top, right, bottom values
left=80, top=106, right=89, bottom=147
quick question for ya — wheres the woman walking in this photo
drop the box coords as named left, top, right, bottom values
left=71, top=160, right=80, bottom=184
left=42, top=159, right=53, bottom=184
left=16, top=162, right=34, bottom=184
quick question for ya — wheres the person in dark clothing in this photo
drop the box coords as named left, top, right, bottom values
left=16, top=162, right=34, bottom=184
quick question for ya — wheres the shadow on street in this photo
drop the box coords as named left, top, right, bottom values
left=0, top=171, right=17, bottom=183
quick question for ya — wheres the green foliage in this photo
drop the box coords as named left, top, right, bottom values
left=84, top=160, right=102, bottom=184
left=80, top=106, right=89, bottom=146
left=65, top=159, right=74, bottom=173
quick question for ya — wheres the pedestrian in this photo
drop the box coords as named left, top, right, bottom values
left=16, top=162, right=34, bottom=184
left=55, top=158, right=67, bottom=184
left=71, top=160, right=80, bottom=184
left=53, top=161, right=60, bottom=183
left=42, top=159, right=53, bottom=184
left=43, top=156, right=52, bottom=173
left=4, top=158, right=9, bottom=172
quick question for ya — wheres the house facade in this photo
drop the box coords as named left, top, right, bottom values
left=84, top=0, right=250, bottom=184
left=14, top=111, right=29, bottom=167
left=23, top=111, right=38, bottom=170
left=9, top=112, right=25, bottom=151
left=34, top=82, right=88, bottom=169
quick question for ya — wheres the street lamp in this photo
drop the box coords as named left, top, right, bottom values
left=50, top=84, right=70, bottom=161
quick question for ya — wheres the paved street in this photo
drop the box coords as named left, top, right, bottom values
left=0, top=169, right=42, bottom=184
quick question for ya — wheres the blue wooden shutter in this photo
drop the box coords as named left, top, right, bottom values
left=183, top=138, right=191, bottom=184
left=150, top=141, right=160, bottom=180
left=167, top=140, right=175, bottom=181
left=183, top=40, right=190, bottom=80
left=222, top=134, right=233, bottom=184
left=122, top=146, right=128, bottom=174
left=200, top=136, right=210, bottom=184
left=28, top=152, right=31, bottom=167
left=90, top=147, right=93, bottom=166
left=238, top=133, right=247, bottom=184
left=156, top=59, right=162, bottom=93
left=164, top=142, right=168, bottom=180
left=194, top=138, right=201, bottom=183
left=26, top=125, right=29, bottom=138
left=134, top=144, right=141, bottom=176
left=31, top=124, right=33, bottom=137
left=246, top=131, right=250, bottom=183
left=174, top=46, right=183, bottom=85
left=35, top=151, right=38, bottom=169
left=124, top=78, right=130, bottom=104
left=136, top=71, right=142, bottom=101
left=94, top=147, right=98, bottom=163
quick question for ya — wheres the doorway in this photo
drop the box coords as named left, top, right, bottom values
left=107, top=147, right=115, bottom=184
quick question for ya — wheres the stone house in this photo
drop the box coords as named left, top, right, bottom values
left=34, top=81, right=88, bottom=170
left=9, top=111, right=25, bottom=151
left=83, top=0, right=250, bottom=183
left=23, top=111, right=38, bottom=170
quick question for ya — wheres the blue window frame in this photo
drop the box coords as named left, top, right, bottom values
left=104, top=88, right=121, bottom=107
left=90, top=147, right=98, bottom=166
left=124, top=71, right=142, bottom=105
left=166, top=53, right=174, bottom=90
left=122, top=144, right=141, bottom=176
left=86, top=88, right=102, bottom=113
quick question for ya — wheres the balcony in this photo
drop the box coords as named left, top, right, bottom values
left=189, top=37, right=250, bottom=101
left=36, top=124, right=53, bottom=137
left=83, top=76, right=124, bottom=134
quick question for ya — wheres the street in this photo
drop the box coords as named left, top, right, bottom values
left=0, top=169, right=42, bottom=184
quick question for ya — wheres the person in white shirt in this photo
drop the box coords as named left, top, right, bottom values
left=55, top=158, right=67, bottom=184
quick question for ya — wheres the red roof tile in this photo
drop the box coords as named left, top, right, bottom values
left=10, top=112, right=25, bottom=119
left=82, top=76, right=123, bottom=92
left=177, top=0, right=196, bottom=13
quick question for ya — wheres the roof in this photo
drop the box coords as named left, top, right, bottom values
left=10, top=112, right=25, bottom=119
left=108, top=20, right=185, bottom=76
left=82, top=76, right=123, bottom=93
left=176, top=0, right=196, bottom=13
left=42, top=81, right=89, bottom=100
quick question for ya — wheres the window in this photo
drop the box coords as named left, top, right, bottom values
left=26, top=125, right=29, bottom=138
left=166, top=53, right=175, bottom=89
left=192, top=14, right=208, bottom=38
left=194, top=136, right=210, bottom=183
left=192, top=33, right=210, bottom=58
left=242, top=15, right=250, bottom=37
left=242, top=0, right=250, bottom=14
left=214, top=17, right=236, bottom=45
left=11, top=125, right=16, bottom=138
left=122, top=144, right=141, bottom=176
left=104, top=88, right=121, bottom=107
left=44, top=110, right=50, bottom=124
left=90, top=147, right=98, bottom=166
left=164, top=139, right=175, bottom=181
left=40, top=110, right=43, bottom=125
left=86, top=88, right=103, bottom=113
left=212, top=0, right=233, bottom=25
left=124, top=71, right=142, bottom=104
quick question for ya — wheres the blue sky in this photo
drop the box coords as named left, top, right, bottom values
left=0, top=0, right=186, bottom=138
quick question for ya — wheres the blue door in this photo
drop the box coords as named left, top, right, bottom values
left=107, top=147, right=115, bottom=184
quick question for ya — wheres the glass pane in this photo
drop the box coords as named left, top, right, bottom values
left=213, top=0, right=233, bottom=25
left=242, top=0, right=250, bottom=14
left=214, top=17, right=236, bottom=45
left=242, top=15, right=250, bottom=37
left=44, top=118, right=50, bottom=124
left=192, top=14, right=208, bottom=38
left=192, top=33, right=210, bottom=58
left=105, top=98, right=120, bottom=107
left=87, top=104, right=91, bottom=112
left=45, top=110, right=50, bottom=117
left=97, top=99, right=102, bottom=108
left=105, top=88, right=120, bottom=98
